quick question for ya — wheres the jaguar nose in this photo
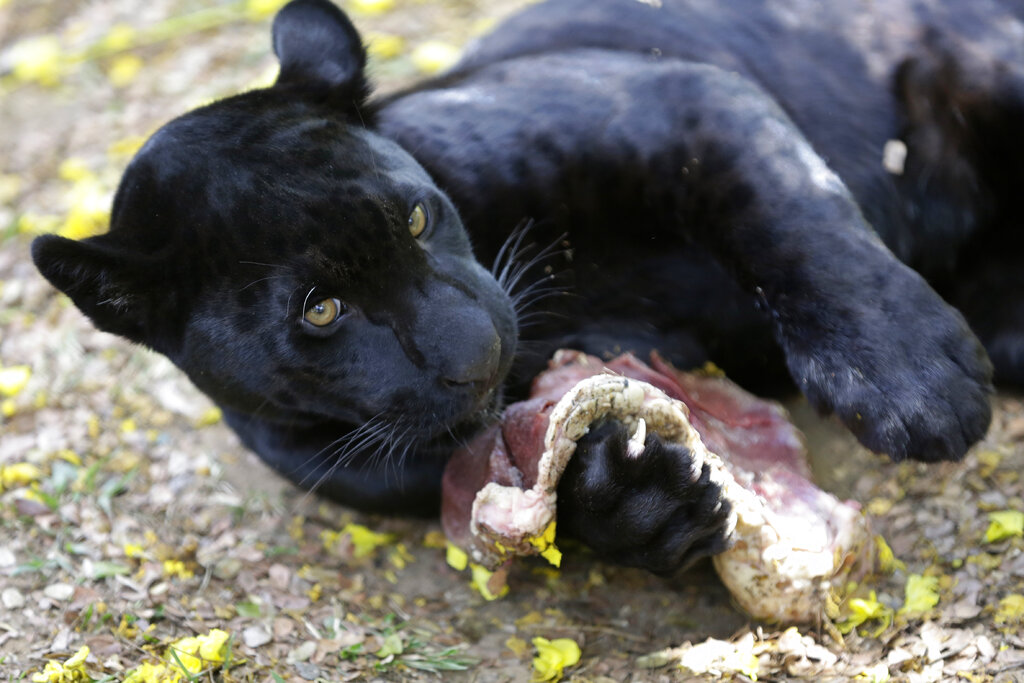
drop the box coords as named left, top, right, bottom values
left=441, top=322, right=503, bottom=392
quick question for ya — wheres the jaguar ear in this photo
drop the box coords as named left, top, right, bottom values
left=272, top=0, right=370, bottom=110
left=31, top=233, right=163, bottom=347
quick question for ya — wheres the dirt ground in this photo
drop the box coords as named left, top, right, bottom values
left=1, top=1, right=1023, bottom=681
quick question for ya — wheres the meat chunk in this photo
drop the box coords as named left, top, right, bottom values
left=442, top=351, right=874, bottom=622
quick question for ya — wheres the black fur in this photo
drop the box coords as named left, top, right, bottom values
left=34, top=0, right=1022, bottom=574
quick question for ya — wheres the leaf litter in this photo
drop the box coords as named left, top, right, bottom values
left=2, top=0, right=1024, bottom=680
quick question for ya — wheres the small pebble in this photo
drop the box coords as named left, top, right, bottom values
left=268, top=563, right=290, bottom=590
left=43, top=583, right=74, bottom=601
left=287, top=641, right=317, bottom=663
left=293, top=662, right=321, bottom=681
left=212, top=557, right=242, bottom=580
left=2, top=588, right=25, bottom=608
left=273, top=617, right=295, bottom=640
left=243, top=625, right=272, bottom=648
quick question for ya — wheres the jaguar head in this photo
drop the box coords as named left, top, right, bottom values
left=32, top=0, right=518, bottom=441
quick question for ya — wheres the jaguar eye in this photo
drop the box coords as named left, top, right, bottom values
left=304, top=298, right=344, bottom=327
left=408, top=203, right=428, bottom=238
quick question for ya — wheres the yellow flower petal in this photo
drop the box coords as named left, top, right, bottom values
left=1, top=462, right=43, bottom=490
left=58, top=158, right=92, bottom=182
left=245, top=0, right=289, bottom=20
left=410, top=41, right=461, bottom=75
left=0, top=365, right=31, bottom=397
left=17, top=213, right=61, bottom=235
left=195, top=406, right=222, bottom=427
left=124, top=660, right=181, bottom=683
left=107, top=54, right=144, bottom=87
left=874, top=534, right=905, bottom=573
left=446, top=542, right=468, bottom=571
left=531, top=637, right=581, bottom=682
left=506, top=636, right=530, bottom=657
left=59, top=176, right=111, bottom=240
left=365, top=32, right=404, bottom=60
left=9, top=35, right=64, bottom=87
left=995, top=594, right=1024, bottom=626
left=166, top=629, right=230, bottom=675
left=124, top=542, right=145, bottom=558
left=31, top=645, right=90, bottom=683
left=469, top=563, right=508, bottom=601
left=55, top=449, right=81, bottom=466
left=107, top=135, right=148, bottom=160
left=340, top=522, right=394, bottom=558
left=162, top=559, right=194, bottom=580
left=101, top=24, right=137, bottom=51
left=349, top=0, right=394, bottom=16
left=984, top=510, right=1024, bottom=543
left=899, top=574, right=940, bottom=615
left=836, top=590, right=893, bottom=636
left=0, top=173, right=23, bottom=204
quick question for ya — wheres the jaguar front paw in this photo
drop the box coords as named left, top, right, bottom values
left=556, top=419, right=733, bottom=575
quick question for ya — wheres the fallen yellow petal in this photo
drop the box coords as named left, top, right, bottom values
left=245, top=0, right=288, bottom=20
left=162, top=559, right=194, bottom=580
left=527, top=521, right=562, bottom=567
left=58, top=158, right=93, bottom=182
left=899, top=574, right=940, bottom=615
left=532, top=637, right=581, bottom=682
left=9, top=35, right=64, bottom=87
left=365, top=32, right=404, bottom=60
left=349, top=0, right=394, bottom=15
left=59, top=176, right=111, bottom=240
left=55, top=450, right=81, bottom=466
left=31, top=645, right=90, bottom=683
left=195, top=406, right=222, bottom=428
left=976, top=449, right=1002, bottom=477
left=837, top=590, right=893, bottom=636
left=446, top=542, right=469, bottom=571
left=107, top=135, right=148, bottom=160
left=166, top=628, right=230, bottom=675
left=506, top=636, right=530, bottom=657
left=875, top=534, right=905, bottom=573
left=984, top=510, right=1024, bottom=543
left=469, top=562, right=508, bottom=601
left=124, top=660, right=181, bottom=683
left=410, top=41, right=461, bottom=75
left=1, top=462, right=43, bottom=490
left=107, top=54, right=144, bottom=87
left=17, top=213, right=62, bottom=235
left=0, top=365, right=31, bottom=397
left=101, top=24, right=137, bottom=51
left=340, top=522, right=395, bottom=558
left=0, top=173, right=22, bottom=203
left=994, top=594, right=1024, bottom=626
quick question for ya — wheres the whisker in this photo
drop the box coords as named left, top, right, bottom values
left=294, top=415, right=383, bottom=487
left=284, top=284, right=305, bottom=322
left=301, top=287, right=317, bottom=313
left=492, top=219, right=537, bottom=288
left=238, top=260, right=296, bottom=271
left=238, top=274, right=290, bottom=292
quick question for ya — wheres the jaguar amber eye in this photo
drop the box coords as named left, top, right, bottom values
left=304, top=298, right=343, bottom=327
left=408, top=203, right=428, bottom=238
